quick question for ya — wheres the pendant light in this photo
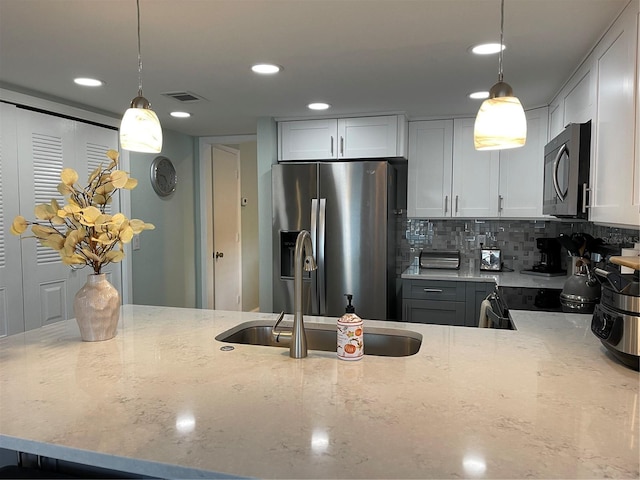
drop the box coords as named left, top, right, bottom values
left=473, top=0, right=526, bottom=151
left=120, top=0, right=163, bottom=153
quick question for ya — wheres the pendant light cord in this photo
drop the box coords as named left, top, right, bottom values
left=136, top=0, right=143, bottom=96
left=498, top=0, right=504, bottom=83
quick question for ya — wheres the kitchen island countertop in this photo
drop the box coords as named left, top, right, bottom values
left=0, top=305, right=637, bottom=479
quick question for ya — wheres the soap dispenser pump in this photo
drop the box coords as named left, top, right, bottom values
left=337, top=294, right=364, bottom=360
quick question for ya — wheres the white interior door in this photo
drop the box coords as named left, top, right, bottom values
left=212, top=145, right=242, bottom=311
left=0, top=103, right=24, bottom=336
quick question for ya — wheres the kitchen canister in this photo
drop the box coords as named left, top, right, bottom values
left=337, top=294, right=364, bottom=360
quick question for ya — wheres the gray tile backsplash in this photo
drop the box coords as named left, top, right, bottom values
left=395, top=213, right=639, bottom=275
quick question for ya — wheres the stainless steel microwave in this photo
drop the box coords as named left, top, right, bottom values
left=542, top=121, right=591, bottom=218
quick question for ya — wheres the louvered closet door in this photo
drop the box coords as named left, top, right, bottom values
left=17, top=110, right=122, bottom=331
left=17, top=109, right=82, bottom=331
left=74, top=122, right=121, bottom=297
left=0, top=103, right=25, bottom=336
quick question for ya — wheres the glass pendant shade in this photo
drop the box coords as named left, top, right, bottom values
left=120, top=0, right=162, bottom=154
left=474, top=95, right=527, bottom=150
left=473, top=0, right=527, bottom=151
left=120, top=97, right=163, bottom=153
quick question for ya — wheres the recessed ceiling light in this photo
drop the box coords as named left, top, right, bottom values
left=170, top=111, right=191, bottom=118
left=471, top=43, right=505, bottom=55
left=307, top=102, right=330, bottom=111
left=469, top=91, right=490, bottom=100
left=74, top=77, right=103, bottom=87
left=251, top=63, right=282, bottom=74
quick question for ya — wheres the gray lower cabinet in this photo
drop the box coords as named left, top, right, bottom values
left=465, top=281, right=497, bottom=327
left=402, top=279, right=495, bottom=327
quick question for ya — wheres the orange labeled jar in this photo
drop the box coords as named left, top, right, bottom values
left=337, top=294, right=363, bottom=361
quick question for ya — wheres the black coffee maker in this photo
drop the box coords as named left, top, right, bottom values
left=522, top=238, right=566, bottom=276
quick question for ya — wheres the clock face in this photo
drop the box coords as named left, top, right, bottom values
left=150, top=156, right=177, bottom=196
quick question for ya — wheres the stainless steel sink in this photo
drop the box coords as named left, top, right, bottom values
left=215, top=320, right=422, bottom=357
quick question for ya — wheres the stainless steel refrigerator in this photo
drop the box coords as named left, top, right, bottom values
left=272, top=161, right=397, bottom=320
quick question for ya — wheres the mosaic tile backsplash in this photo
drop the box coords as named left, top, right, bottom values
left=395, top=214, right=640, bottom=276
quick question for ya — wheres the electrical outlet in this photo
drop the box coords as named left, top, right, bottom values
left=477, top=234, right=486, bottom=246
left=133, top=235, right=141, bottom=251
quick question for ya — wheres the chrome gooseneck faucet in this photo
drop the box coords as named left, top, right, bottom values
left=272, top=230, right=317, bottom=358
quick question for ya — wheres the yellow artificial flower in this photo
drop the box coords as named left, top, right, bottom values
left=10, top=216, right=28, bottom=235
left=10, top=150, right=153, bottom=274
left=61, top=168, right=79, bottom=186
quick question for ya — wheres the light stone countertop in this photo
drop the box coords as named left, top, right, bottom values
left=401, top=265, right=569, bottom=289
left=0, top=305, right=638, bottom=479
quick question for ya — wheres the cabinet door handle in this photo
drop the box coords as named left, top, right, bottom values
left=423, top=288, right=443, bottom=293
left=444, top=195, right=448, bottom=214
left=330, top=136, right=334, bottom=156
left=581, top=183, right=590, bottom=213
left=498, top=195, right=504, bottom=212
left=455, top=195, right=459, bottom=214
left=340, top=136, right=344, bottom=156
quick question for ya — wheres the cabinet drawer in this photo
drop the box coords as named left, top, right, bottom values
left=403, top=299, right=465, bottom=326
left=403, top=279, right=465, bottom=302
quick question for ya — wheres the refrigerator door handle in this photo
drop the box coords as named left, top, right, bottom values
left=310, top=198, right=319, bottom=315
left=318, top=198, right=327, bottom=316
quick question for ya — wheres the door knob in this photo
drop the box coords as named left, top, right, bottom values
left=215, top=252, right=224, bottom=259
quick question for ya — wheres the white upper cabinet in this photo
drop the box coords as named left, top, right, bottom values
left=548, top=0, right=639, bottom=227
left=452, top=118, right=500, bottom=218
left=408, top=109, right=548, bottom=219
left=278, top=119, right=336, bottom=161
left=589, top=2, right=639, bottom=226
left=564, top=67, right=596, bottom=128
left=338, top=116, right=403, bottom=159
left=548, top=60, right=595, bottom=139
left=407, top=120, right=453, bottom=218
left=498, top=107, right=549, bottom=218
left=278, top=115, right=407, bottom=161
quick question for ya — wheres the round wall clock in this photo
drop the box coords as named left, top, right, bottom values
left=150, top=156, right=177, bottom=197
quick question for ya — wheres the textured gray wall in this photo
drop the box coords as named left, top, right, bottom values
left=397, top=216, right=640, bottom=275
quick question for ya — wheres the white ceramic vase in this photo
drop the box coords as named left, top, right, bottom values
left=74, top=273, right=120, bottom=341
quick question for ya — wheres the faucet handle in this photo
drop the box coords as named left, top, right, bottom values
left=273, top=311, right=285, bottom=330
left=272, top=312, right=291, bottom=344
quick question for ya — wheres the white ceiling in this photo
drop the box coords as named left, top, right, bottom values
left=0, top=0, right=629, bottom=137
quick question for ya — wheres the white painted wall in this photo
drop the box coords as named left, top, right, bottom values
left=257, top=117, right=277, bottom=313
left=130, top=129, right=196, bottom=307
left=238, top=141, right=259, bottom=311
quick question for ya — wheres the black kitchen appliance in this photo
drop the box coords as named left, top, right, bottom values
left=591, top=258, right=640, bottom=371
left=485, top=286, right=564, bottom=329
left=542, top=121, right=591, bottom=218
left=521, top=237, right=566, bottom=276
left=499, top=287, right=563, bottom=312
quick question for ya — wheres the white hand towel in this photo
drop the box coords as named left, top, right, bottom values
left=478, top=299, right=492, bottom=328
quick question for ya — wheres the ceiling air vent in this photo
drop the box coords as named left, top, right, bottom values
left=162, top=91, right=205, bottom=103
